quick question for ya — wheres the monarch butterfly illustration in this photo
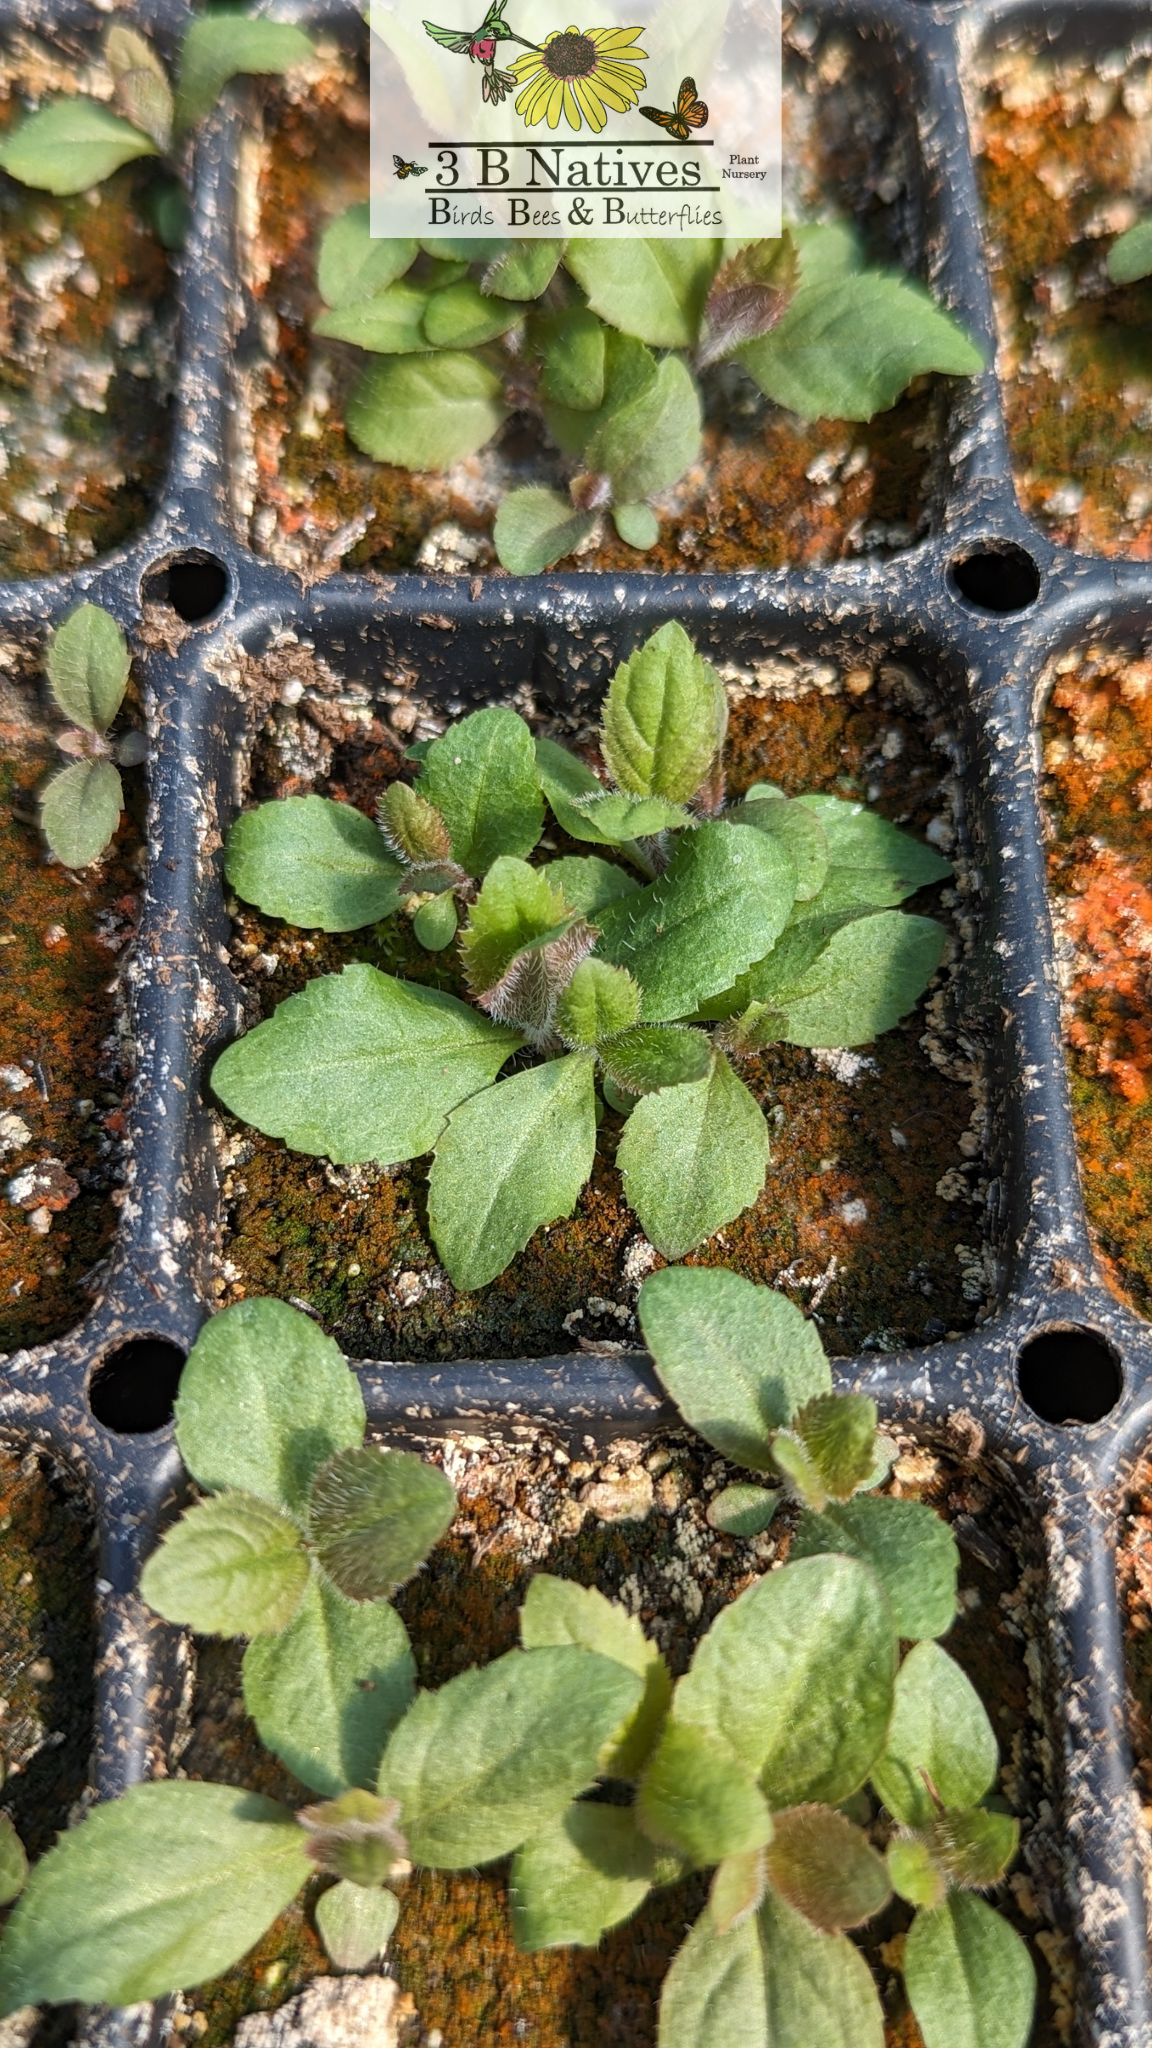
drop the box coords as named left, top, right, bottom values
left=393, top=154, right=429, bottom=179
left=639, top=76, right=708, bottom=142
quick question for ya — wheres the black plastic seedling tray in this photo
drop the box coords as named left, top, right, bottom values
left=2, top=0, right=1152, bottom=2040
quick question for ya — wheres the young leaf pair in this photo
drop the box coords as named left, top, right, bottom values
left=214, top=622, right=952, bottom=1287
left=38, top=604, right=146, bottom=869
left=622, top=1265, right=1034, bottom=2048
left=0, top=16, right=314, bottom=228
left=311, top=216, right=983, bottom=568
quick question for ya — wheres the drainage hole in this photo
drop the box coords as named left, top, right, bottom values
left=88, top=1338, right=186, bottom=1434
left=1017, top=1326, right=1122, bottom=1425
left=141, top=550, right=229, bottom=623
left=949, top=544, right=1041, bottom=614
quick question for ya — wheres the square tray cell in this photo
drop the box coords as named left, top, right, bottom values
left=233, top=19, right=961, bottom=579
left=213, top=639, right=992, bottom=1363
left=0, top=32, right=176, bottom=581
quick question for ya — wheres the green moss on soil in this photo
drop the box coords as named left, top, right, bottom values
left=1039, top=648, right=1152, bottom=1312
left=976, top=39, right=1152, bottom=554
left=0, top=665, right=143, bottom=1352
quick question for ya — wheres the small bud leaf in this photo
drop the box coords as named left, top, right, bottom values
left=308, top=1445, right=456, bottom=1600
left=315, top=1878, right=399, bottom=1971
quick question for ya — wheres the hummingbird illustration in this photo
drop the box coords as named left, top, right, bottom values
left=423, top=0, right=533, bottom=104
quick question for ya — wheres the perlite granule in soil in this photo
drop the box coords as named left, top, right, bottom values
left=0, top=641, right=140, bottom=1351
left=164, top=1428, right=1072, bottom=2048
left=212, top=646, right=996, bottom=1363
left=1039, top=642, right=1152, bottom=1315
left=973, top=22, right=1152, bottom=556
left=233, top=22, right=949, bottom=580
left=0, top=34, right=175, bottom=581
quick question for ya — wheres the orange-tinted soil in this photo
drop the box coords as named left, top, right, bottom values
left=1040, top=647, right=1152, bottom=1312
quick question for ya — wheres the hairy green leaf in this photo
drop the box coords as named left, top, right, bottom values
left=706, top=1484, right=780, bottom=1538
left=0, top=1817, right=27, bottom=1908
left=378, top=780, right=452, bottom=866
left=242, top=1573, right=415, bottom=1798
left=709, top=1847, right=767, bottom=1935
left=39, top=758, right=123, bottom=869
left=535, top=737, right=618, bottom=847
left=599, top=1024, right=712, bottom=1096
left=789, top=1393, right=880, bottom=1503
left=423, top=279, right=523, bottom=349
left=46, top=602, right=130, bottom=731
left=0, top=1782, right=308, bottom=2008
left=139, top=1493, right=308, bottom=1637
left=212, top=964, right=520, bottom=1165
left=544, top=855, right=642, bottom=917
left=105, top=25, right=173, bottom=150
left=795, top=794, right=952, bottom=911
left=904, top=1892, right=1035, bottom=2048
left=729, top=796, right=827, bottom=902
left=543, top=327, right=657, bottom=456
left=174, top=16, right=315, bottom=130
left=484, top=237, right=564, bottom=300
left=1108, top=217, right=1152, bottom=284
left=318, top=207, right=417, bottom=308
left=313, top=282, right=431, bottom=354
left=790, top=221, right=865, bottom=287
left=764, top=1804, right=890, bottom=1931
left=740, top=273, right=983, bottom=422
left=697, top=234, right=799, bottom=370
left=315, top=1879, right=398, bottom=1970
left=927, top=1808, right=1019, bottom=1891
left=556, top=958, right=641, bottom=1046
left=418, top=707, right=543, bottom=875
left=346, top=351, right=508, bottom=469
left=613, top=502, right=660, bottom=551
left=493, top=488, right=595, bottom=575
left=791, top=1495, right=958, bottom=1641
left=617, top=1053, right=769, bottom=1260
left=308, top=1446, right=456, bottom=1599
left=638, top=1718, right=773, bottom=1865
left=597, top=822, right=795, bottom=1021
left=658, top=1907, right=766, bottom=2048
left=0, top=99, right=158, bottom=194
left=744, top=910, right=947, bottom=1048
left=173, top=1295, right=364, bottom=1515
left=756, top=1888, right=885, bottom=2047
left=224, top=796, right=402, bottom=932
left=586, top=353, right=703, bottom=502
left=539, top=305, right=606, bottom=409
left=887, top=1834, right=946, bottom=1909
left=565, top=239, right=721, bottom=349
left=520, top=1574, right=671, bottom=1778
left=571, top=792, right=690, bottom=841
left=511, top=1804, right=664, bottom=1951
left=638, top=1266, right=830, bottom=1467
left=461, top=857, right=570, bottom=993
left=428, top=1052, right=596, bottom=1290
left=412, top=892, right=458, bottom=950
left=377, top=1646, right=643, bottom=1867
left=673, top=1554, right=896, bottom=1808
left=602, top=624, right=726, bottom=804
left=871, top=1642, right=998, bottom=1827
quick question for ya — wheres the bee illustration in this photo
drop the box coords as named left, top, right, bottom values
left=393, top=154, right=429, bottom=180
left=639, top=76, right=708, bottom=142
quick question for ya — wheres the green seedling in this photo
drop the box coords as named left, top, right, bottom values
left=310, top=217, right=983, bottom=566
left=212, top=621, right=952, bottom=1288
left=37, top=603, right=145, bottom=868
left=0, top=17, right=314, bottom=240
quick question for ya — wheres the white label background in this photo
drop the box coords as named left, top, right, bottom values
left=369, top=0, right=781, bottom=240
